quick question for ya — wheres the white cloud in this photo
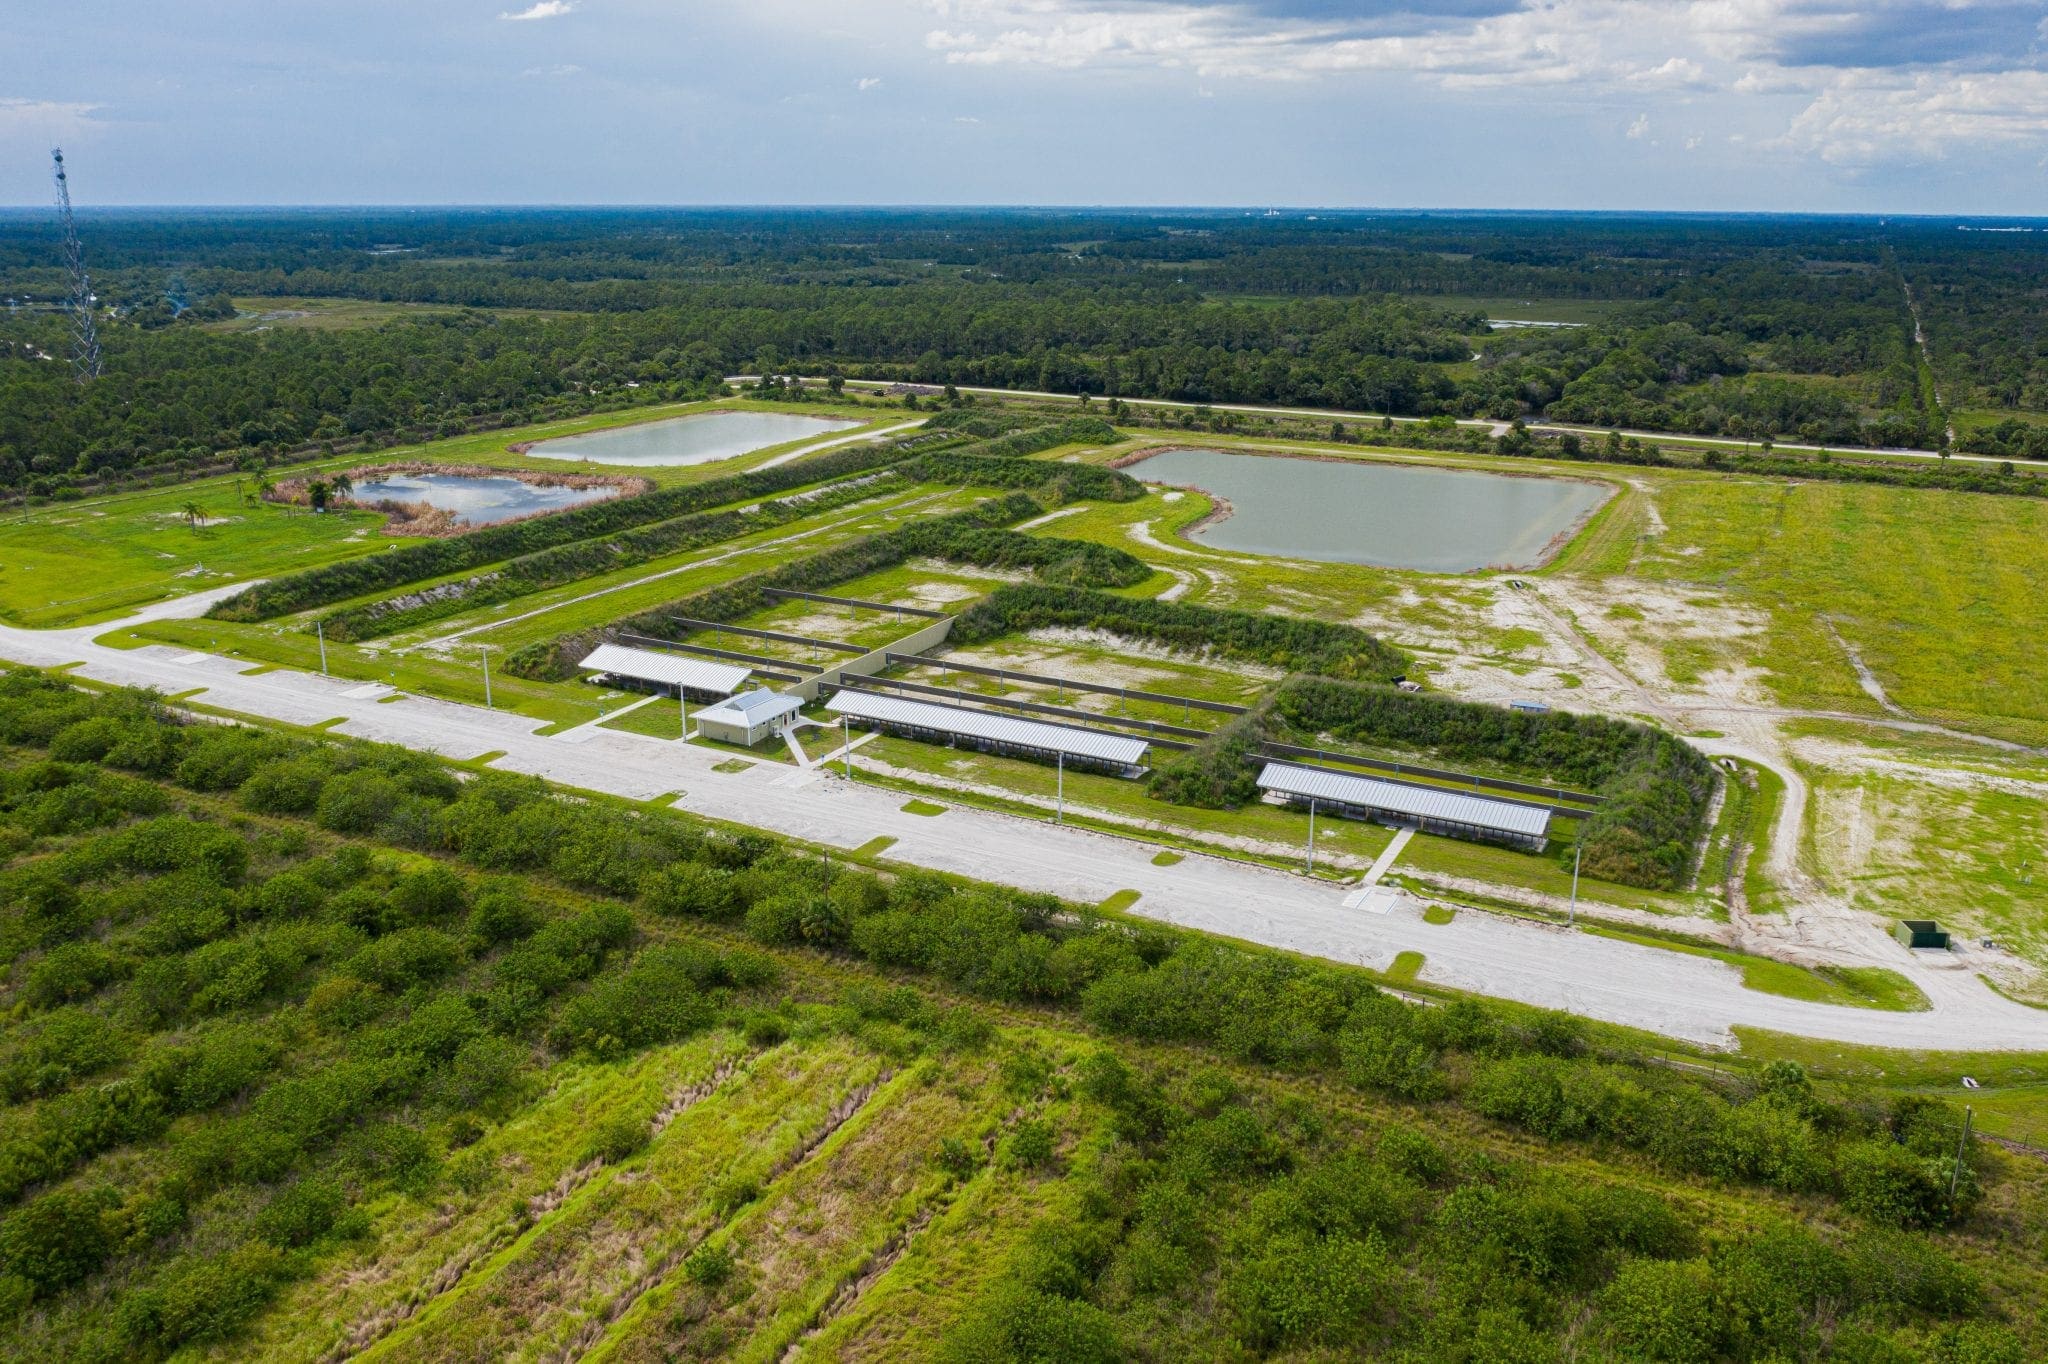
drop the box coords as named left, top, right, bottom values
left=1778, top=68, right=2048, bottom=164
left=521, top=64, right=583, bottom=78
left=910, top=0, right=2048, bottom=170
left=857, top=76, right=883, bottom=90
left=499, top=1, right=573, bottom=21
left=0, top=97, right=100, bottom=130
left=1627, top=112, right=1650, bottom=138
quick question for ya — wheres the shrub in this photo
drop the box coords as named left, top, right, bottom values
left=116, top=1243, right=285, bottom=1352
left=21, top=941, right=128, bottom=1008
left=185, top=932, right=308, bottom=1014
left=387, top=864, right=470, bottom=923
left=441, top=1034, right=528, bottom=1109
left=248, top=868, right=326, bottom=920
left=466, top=884, right=541, bottom=945
left=238, top=759, right=329, bottom=815
left=940, top=1284, right=1121, bottom=1364
left=549, top=947, right=718, bottom=1057
left=0, top=1009, right=131, bottom=1102
left=1002, top=1120, right=1057, bottom=1171
left=1226, top=1231, right=1395, bottom=1350
left=254, top=1176, right=353, bottom=1248
left=315, top=769, right=405, bottom=834
left=1598, top=1258, right=1718, bottom=1364
left=0, top=1187, right=112, bottom=1295
left=119, top=817, right=248, bottom=883
left=1838, top=1138, right=1960, bottom=1228
left=345, top=927, right=464, bottom=991
left=306, top=975, right=385, bottom=1033
left=683, top=1241, right=736, bottom=1289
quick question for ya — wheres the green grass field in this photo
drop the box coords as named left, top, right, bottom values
left=0, top=483, right=398, bottom=628
left=1634, top=476, right=2048, bottom=743
left=1584, top=924, right=1929, bottom=1011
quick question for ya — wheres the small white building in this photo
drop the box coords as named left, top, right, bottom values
left=694, top=689, right=805, bottom=748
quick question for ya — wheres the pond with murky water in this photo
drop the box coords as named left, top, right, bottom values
left=348, top=473, right=620, bottom=526
left=526, top=411, right=861, bottom=467
left=1135, top=448, right=1607, bottom=573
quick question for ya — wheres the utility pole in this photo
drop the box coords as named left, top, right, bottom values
left=51, top=150, right=102, bottom=383
left=1949, top=1106, right=1974, bottom=1207
left=1305, top=798, right=1317, bottom=874
left=315, top=619, right=328, bottom=675
left=1568, top=838, right=1582, bottom=926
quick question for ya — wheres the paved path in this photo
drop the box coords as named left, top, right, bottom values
left=6, top=590, right=2047, bottom=1052
left=753, top=419, right=922, bottom=470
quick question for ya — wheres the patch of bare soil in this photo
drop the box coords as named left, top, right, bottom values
left=905, top=556, right=1031, bottom=584
left=903, top=581, right=982, bottom=606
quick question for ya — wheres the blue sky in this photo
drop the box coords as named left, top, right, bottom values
left=3, top=0, right=2045, bottom=212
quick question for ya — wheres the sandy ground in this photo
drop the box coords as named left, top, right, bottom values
left=5, top=585, right=2046, bottom=1050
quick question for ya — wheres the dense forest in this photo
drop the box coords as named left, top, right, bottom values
left=0, top=671, right=2036, bottom=1361
left=4, top=208, right=2041, bottom=493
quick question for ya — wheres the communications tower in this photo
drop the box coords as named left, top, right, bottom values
left=52, top=148, right=103, bottom=383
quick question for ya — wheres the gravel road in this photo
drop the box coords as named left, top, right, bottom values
left=5, top=587, right=2043, bottom=1053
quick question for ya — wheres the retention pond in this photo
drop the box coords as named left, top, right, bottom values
left=525, top=410, right=861, bottom=467
left=347, top=472, right=621, bottom=527
left=1132, top=448, right=1608, bottom=572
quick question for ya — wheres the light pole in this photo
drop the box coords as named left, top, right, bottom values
left=678, top=686, right=688, bottom=739
left=478, top=645, right=494, bottom=709
left=315, top=619, right=328, bottom=675
left=1304, top=798, right=1317, bottom=875
left=1056, top=750, right=1064, bottom=824
left=842, top=716, right=852, bottom=779
left=1568, top=837, right=1582, bottom=926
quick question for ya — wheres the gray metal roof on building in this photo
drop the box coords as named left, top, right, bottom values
left=579, top=643, right=750, bottom=696
left=696, top=688, right=805, bottom=723
left=1256, top=761, right=1551, bottom=839
left=826, top=690, right=1149, bottom=766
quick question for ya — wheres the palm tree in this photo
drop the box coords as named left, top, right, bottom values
left=307, top=479, right=331, bottom=514
left=180, top=501, right=205, bottom=531
left=330, top=472, right=354, bottom=503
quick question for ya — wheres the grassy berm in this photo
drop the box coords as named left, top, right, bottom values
left=0, top=670, right=2041, bottom=1363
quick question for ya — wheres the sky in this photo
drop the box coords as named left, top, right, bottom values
left=3, top=0, right=2045, bottom=213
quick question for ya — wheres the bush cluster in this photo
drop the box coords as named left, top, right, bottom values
left=504, top=493, right=1148, bottom=680
left=947, top=1049, right=2008, bottom=1364
left=952, top=584, right=1409, bottom=681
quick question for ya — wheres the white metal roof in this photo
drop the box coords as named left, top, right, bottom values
left=697, top=689, right=805, bottom=724
left=826, top=690, right=1149, bottom=766
left=1256, top=761, right=1551, bottom=839
left=579, top=643, right=750, bottom=696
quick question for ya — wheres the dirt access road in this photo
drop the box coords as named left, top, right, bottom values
left=4, top=587, right=2043, bottom=1053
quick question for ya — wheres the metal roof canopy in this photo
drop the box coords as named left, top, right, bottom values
left=827, top=689, right=1149, bottom=766
left=579, top=643, right=751, bottom=696
left=697, top=689, right=805, bottom=724
left=1256, top=761, right=1552, bottom=839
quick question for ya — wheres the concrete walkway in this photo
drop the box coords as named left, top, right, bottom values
left=5, top=587, right=2047, bottom=1052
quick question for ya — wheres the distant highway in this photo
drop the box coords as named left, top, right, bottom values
left=734, top=376, right=2014, bottom=470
